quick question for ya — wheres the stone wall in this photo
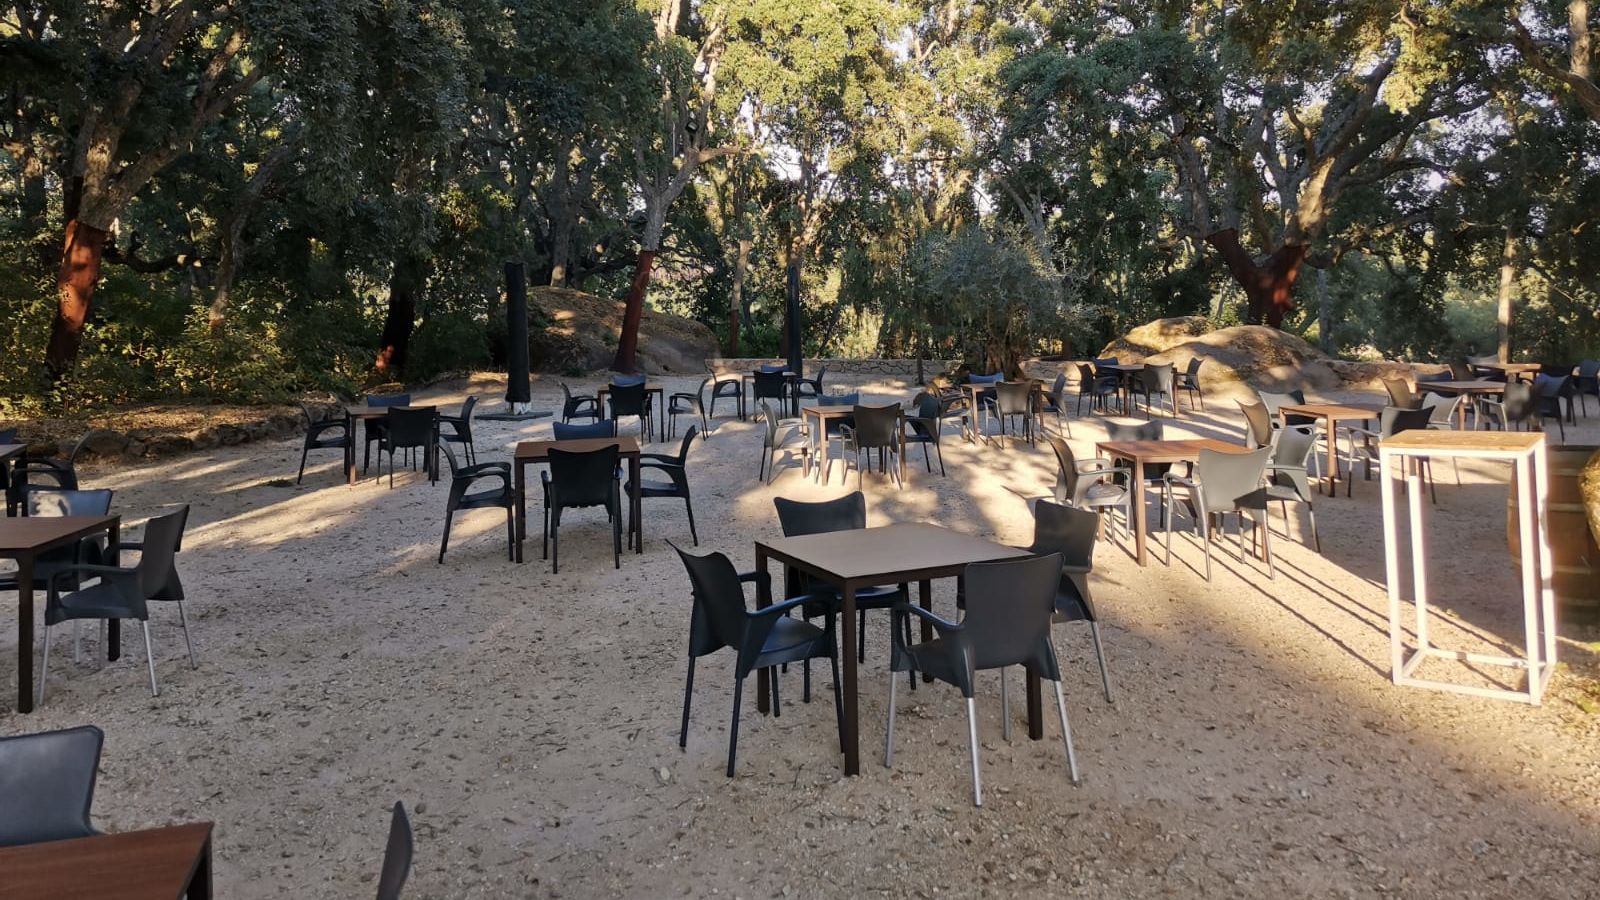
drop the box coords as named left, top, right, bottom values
left=11, top=402, right=336, bottom=463
left=706, top=358, right=958, bottom=378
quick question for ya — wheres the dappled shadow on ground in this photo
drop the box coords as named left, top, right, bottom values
left=2, top=373, right=1597, bottom=897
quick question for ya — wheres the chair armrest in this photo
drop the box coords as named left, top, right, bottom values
left=891, top=601, right=962, bottom=635
left=737, top=570, right=771, bottom=588
left=1164, top=473, right=1198, bottom=487
left=1077, top=458, right=1118, bottom=473
left=1060, top=564, right=1093, bottom=575
left=748, top=593, right=823, bottom=620
left=460, top=461, right=510, bottom=475
left=639, top=452, right=682, bottom=465
left=1340, top=426, right=1379, bottom=440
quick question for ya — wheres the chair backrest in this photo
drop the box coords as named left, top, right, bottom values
left=1271, top=425, right=1316, bottom=468
left=367, top=393, right=412, bottom=408
left=911, top=392, right=941, bottom=419
left=385, top=407, right=436, bottom=446
left=456, top=395, right=477, bottom=422
left=818, top=391, right=859, bottom=407
left=1237, top=399, right=1273, bottom=449
left=755, top=364, right=786, bottom=374
left=994, top=381, right=1033, bottom=415
left=1382, top=377, right=1416, bottom=409
left=672, top=543, right=751, bottom=656
left=774, top=491, right=867, bottom=536
left=1184, top=357, right=1204, bottom=377
left=961, top=553, right=1064, bottom=672
left=1094, top=357, right=1119, bottom=367
left=967, top=372, right=1003, bottom=385
left=1257, top=389, right=1306, bottom=419
left=1142, top=363, right=1175, bottom=392
left=0, top=428, right=16, bottom=444
left=612, top=373, right=647, bottom=387
left=1047, top=437, right=1083, bottom=501
left=375, top=801, right=413, bottom=900
left=1448, top=359, right=1474, bottom=381
left=850, top=404, right=902, bottom=449
left=1029, top=500, right=1096, bottom=570
left=1049, top=371, right=1067, bottom=400
left=608, top=382, right=647, bottom=417
left=1534, top=373, right=1571, bottom=398
left=135, top=506, right=188, bottom=600
left=1421, top=392, right=1460, bottom=426
left=1194, top=447, right=1271, bottom=514
left=553, top=420, right=616, bottom=439
left=26, top=488, right=113, bottom=518
left=438, top=443, right=464, bottom=477
left=810, top=365, right=828, bottom=386
left=1105, top=421, right=1162, bottom=443
left=1579, top=359, right=1600, bottom=378
left=1379, top=405, right=1433, bottom=438
left=1502, top=382, right=1537, bottom=420
left=759, top=401, right=782, bottom=447
left=559, top=382, right=579, bottom=404
left=753, top=370, right=788, bottom=399
left=0, top=725, right=103, bottom=847
left=665, top=427, right=697, bottom=465
left=1539, top=363, right=1574, bottom=379
left=547, top=445, right=620, bottom=508
left=1075, top=363, right=1097, bottom=387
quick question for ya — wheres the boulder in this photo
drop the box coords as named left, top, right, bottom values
left=79, top=429, right=130, bottom=458
left=1099, top=323, right=1341, bottom=392
left=1099, top=316, right=1210, bottom=358
left=522, top=286, right=718, bottom=375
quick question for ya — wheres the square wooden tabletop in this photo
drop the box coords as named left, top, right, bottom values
left=756, top=522, right=1028, bottom=582
left=0, top=515, right=119, bottom=554
left=0, top=443, right=25, bottom=461
left=1280, top=402, right=1385, bottom=419
left=0, top=822, right=213, bottom=900
left=1381, top=430, right=1544, bottom=454
left=515, top=436, right=641, bottom=462
left=1095, top=438, right=1249, bottom=464
left=1415, top=380, right=1505, bottom=392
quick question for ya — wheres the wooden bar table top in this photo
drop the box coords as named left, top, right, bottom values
left=513, top=436, right=642, bottom=563
left=1095, top=439, right=1251, bottom=566
left=1279, top=401, right=1385, bottom=496
left=0, top=822, right=214, bottom=899
left=0, top=514, right=120, bottom=713
left=753, top=523, right=1030, bottom=775
left=1378, top=431, right=1555, bottom=703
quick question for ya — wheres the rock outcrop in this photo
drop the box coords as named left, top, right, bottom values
left=521, top=287, right=718, bottom=375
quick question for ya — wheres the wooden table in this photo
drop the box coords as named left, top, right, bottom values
left=594, top=383, right=666, bottom=443
left=513, top=436, right=642, bottom=563
left=1416, top=380, right=1503, bottom=429
left=1, top=514, right=121, bottom=712
left=344, top=405, right=439, bottom=484
left=0, top=821, right=214, bottom=899
left=1279, top=402, right=1385, bottom=495
left=753, top=523, right=1031, bottom=775
left=1379, top=431, right=1554, bottom=703
left=802, top=405, right=906, bottom=483
left=1095, top=439, right=1251, bottom=566
left=1, top=442, right=25, bottom=516
left=1473, top=362, right=1542, bottom=382
left=744, top=371, right=805, bottom=418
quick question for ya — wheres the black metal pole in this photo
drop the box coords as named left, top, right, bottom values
left=504, top=261, right=531, bottom=408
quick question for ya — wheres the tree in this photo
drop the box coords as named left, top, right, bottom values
left=1511, top=0, right=1600, bottom=121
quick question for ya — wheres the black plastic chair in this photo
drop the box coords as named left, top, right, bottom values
left=362, top=393, right=412, bottom=472
left=1164, top=447, right=1274, bottom=581
left=438, top=445, right=517, bottom=564
left=1382, top=377, right=1420, bottom=410
left=541, top=445, right=622, bottom=572
left=438, top=395, right=478, bottom=466
left=1177, top=357, right=1205, bottom=409
left=668, top=378, right=711, bottom=440
left=376, top=801, right=414, bottom=900
left=6, top=431, right=100, bottom=514
left=991, top=382, right=1037, bottom=448
left=1448, top=358, right=1475, bottom=381
left=751, top=370, right=789, bottom=412
left=1343, top=406, right=1435, bottom=500
left=552, top=419, right=617, bottom=440
left=1034, top=372, right=1073, bottom=437
left=794, top=365, right=828, bottom=400
left=1265, top=426, right=1321, bottom=553
left=885, top=553, right=1078, bottom=806
left=560, top=382, right=601, bottom=423
left=39, top=506, right=188, bottom=703
left=706, top=373, right=747, bottom=421
left=607, top=381, right=653, bottom=442
left=1576, top=360, right=1599, bottom=417
left=297, top=403, right=351, bottom=484
left=1105, top=421, right=1175, bottom=524
left=903, top=393, right=946, bottom=476
left=1133, top=364, right=1177, bottom=417
left=0, top=724, right=103, bottom=847
left=124, top=503, right=196, bottom=669
left=379, top=407, right=438, bottom=487
left=0, top=427, right=15, bottom=516
left=773, top=492, right=908, bottom=678
left=1029, top=500, right=1113, bottom=704
left=672, top=543, right=842, bottom=777
left=1047, top=437, right=1128, bottom=536
left=840, top=404, right=904, bottom=487
left=1075, top=363, right=1119, bottom=415
left=626, top=427, right=699, bottom=545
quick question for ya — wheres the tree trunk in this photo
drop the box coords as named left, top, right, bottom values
left=547, top=144, right=575, bottom=287
left=44, top=219, right=110, bottom=377
left=1205, top=228, right=1307, bottom=327
left=1496, top=228, right=1518, bottom=363
left=612, top=250, right=656, bottom=373
left=376, top=254, right=428, bottom=375
left=727, top=236, right=750, bottom=355
left=1316, top=266, right=1331, bottom=353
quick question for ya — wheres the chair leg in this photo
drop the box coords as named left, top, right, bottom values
left=175, top=601, right=197, bottom=669
left=612, top=500, right=622, bottom=569
left=803, top=657, right=811, bottom=703
left=1000, top=666, right=1011, bottom=742
left=297, top=445, right=310, bottom=484
left=1308, top=503, right=1322, bottom=553
left=884, top=665, right=898, bottom=767
left=1202, top=514, right=1213, bottom=582
left=1048, top=653, right=1082, bottom=784
left=37, top=624, right=53, bottom=706
left=438, top=508, right=454, bottom=564
left=679, top=657, right=696, bottom=748
left=142, top=620, right=160, bottom=697
left=726, top=674, right=744, bottom=777
left=770, top=665, right=781, bottom=718
left=1085, top=622, right=1114, bottom=703
left=684, top=495, right=699, bottom=546
left=1259, top=511, right=1275, bottom=578
left=966, top=697, right=983, bottom=807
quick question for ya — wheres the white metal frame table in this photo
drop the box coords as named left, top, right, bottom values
left=1378, top=430, right=1556, bottom=704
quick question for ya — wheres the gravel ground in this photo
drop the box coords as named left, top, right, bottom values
left=4, top=371, right=1598, bottom=899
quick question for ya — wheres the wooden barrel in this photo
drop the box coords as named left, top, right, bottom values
left=1509, top=444, right=1600, bottom=615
